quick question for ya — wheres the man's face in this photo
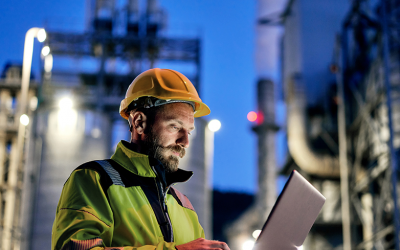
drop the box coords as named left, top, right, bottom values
left=145, top=103, right=195, bottom=173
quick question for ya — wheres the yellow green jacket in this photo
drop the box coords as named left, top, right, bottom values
left=52, top=141, right=205, bottom=250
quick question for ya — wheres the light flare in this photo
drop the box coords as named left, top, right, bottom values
left=252, top=229, right=261, bottom=239
left=208, top=119, right=221, bottom=132
left=59, top=97, right=73, bottom=110
left=242, top=240, right=255, bottom=250
left=20, top=114, right=30, bottom=126
left=41, top=46, right=50, bottom=56
left=37, top=29, right=46, bottom=42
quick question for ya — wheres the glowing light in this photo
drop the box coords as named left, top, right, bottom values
left=37, top=29, right=46, bottom=42
left=20, top=114, right=30, bottom=126
left=59, top=97, right=73, bottom=110
left=247, top=111, right=257, bottom=122
left=296, top=245, right=303, bottom=250
left=41, top=46, right=50, bottom=56
left=30, top=96, right=38, bottom=111
left=208, top=119, right=221, bottom=132
left=256, top=112, right=264, bottom=124
left=242, top=240, right=255, bottom=250
left=58, top=109, right=78, bottom=132
left=91, top=128, right=102, bottom=138
left=57, top=97, right=76, bottom=132
left=252, top=230, right=261, bottom=239
left=44, top=54, right=53, bottom=72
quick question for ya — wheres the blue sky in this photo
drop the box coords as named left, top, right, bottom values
left=0, top=0, right=288, bottom=194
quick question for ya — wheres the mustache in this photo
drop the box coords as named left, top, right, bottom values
left=163, top=144, right=186, bottom=158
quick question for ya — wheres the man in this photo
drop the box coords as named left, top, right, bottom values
left=51, top=68, right=230, bottom=250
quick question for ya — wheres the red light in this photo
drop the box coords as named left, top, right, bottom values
left=247, top=111, right=257, bottom=122
left=256, top=111, right=264, bottom=125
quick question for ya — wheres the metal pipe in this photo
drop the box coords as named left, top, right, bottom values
left=204, top=125, right=214, bottom=238
left=2, top=124, right=26, bottom=250
left=337, top=31, right=352, bottom=250
left=286, top=74, right=340, bottom=177
left=21, top=28, right=43, bottom=114
left=226, top=79, right=277, bottom=250
left=2, top=27, right=44, bottom=250
left=381, top=0, right=400, bottom=248
left=256, top=79, right=277, bottom=213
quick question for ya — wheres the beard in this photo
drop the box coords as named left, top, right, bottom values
left=144, top=129, right=186, bottom=173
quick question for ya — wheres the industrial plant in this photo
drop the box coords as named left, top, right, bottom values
left=227, top=0, right=400, bottom=249
left=0, top=0, right=399, bottom=249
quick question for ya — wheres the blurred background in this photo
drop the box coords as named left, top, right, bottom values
left=0, top=0, right=400, bottom=249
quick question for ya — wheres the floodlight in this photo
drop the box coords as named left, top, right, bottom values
left=20, top=114, right=30, bottom=126
left=208, top=119, right=221, bottom=132
left=41, top=46, right=50, bottom=56
left=44, top=54, right=53, bottom=73
left=37, top=29, right=46, bottom=42
left=59, top=97, right=73, bottom=110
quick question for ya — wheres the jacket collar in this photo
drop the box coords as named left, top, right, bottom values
left=111, top=141, right=193, bottom=185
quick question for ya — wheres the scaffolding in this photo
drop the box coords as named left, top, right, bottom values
left=276, top=0, right=400, bottom=248
left=42, top=31, right=201, bottom=114
left=338, top=0, right=400, bottom=248
left=0, top=64, right=38, bottom=250
left=43, top=0, right=201, bottom=113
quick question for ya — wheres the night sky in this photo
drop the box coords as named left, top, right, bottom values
left=0, top=0, right=287, bottom=194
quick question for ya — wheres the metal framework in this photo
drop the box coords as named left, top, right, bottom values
left=46, top=33, right=200, bottom=62
left=339, top=0, right=400, bottom=248
left=43, top=32, right=201, bottom=113
left=0, top=65, right=38, bottom=250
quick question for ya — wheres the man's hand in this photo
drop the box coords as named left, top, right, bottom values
left=176, top=238, right=230, bottom=250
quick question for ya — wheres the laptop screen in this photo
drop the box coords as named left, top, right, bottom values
left=253, top=170, right=326, bottom=250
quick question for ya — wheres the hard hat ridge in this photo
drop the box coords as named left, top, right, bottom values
left=127, top=96, right=196, bottom=112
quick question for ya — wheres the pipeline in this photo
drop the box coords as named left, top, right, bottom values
left=286, top=73, right=340, bottom=177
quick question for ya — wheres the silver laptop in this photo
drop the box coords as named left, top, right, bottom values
left=253, top=170, right=326, bottom=250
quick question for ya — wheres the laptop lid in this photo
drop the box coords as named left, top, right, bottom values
left=253, top=170, right=326, bottom=250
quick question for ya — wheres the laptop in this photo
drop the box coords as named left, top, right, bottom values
left=253, top=170, right=326, bottom=250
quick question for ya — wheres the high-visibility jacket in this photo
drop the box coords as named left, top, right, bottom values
left=52, top=141, right=205, bottom=250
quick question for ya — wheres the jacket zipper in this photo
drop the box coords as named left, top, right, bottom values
left=152, top=166, right=174, bottom=242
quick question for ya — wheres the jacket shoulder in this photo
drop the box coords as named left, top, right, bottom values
left=68, top=160, right=114, bottom=192
left=170, top=187, right=195, bottom=211
left=75, top=160, right=108, bottom=172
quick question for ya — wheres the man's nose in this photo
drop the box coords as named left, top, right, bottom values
left=177, top=131, right=190, bottom=148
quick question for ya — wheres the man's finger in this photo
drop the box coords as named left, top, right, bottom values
left=209, top=241, right=230, bottom=250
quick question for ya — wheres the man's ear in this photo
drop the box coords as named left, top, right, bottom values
left=129, top=111, right=147, bottom=135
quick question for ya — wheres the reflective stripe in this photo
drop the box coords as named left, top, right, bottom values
left=61, top=237, right=103, bottom=250
left=170, top=187, right=195, bottom=211
left=95, top=160, right=125, bottom=187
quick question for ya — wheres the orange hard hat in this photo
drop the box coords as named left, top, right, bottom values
left=119, top=68, right=210, bottom=119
